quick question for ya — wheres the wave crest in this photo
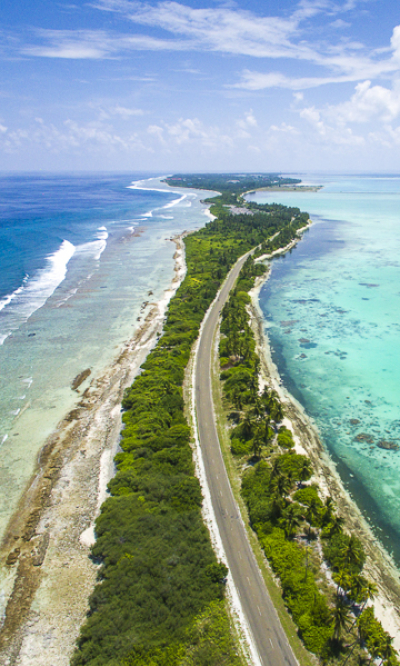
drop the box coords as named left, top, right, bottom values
left=0, top=240, right=75, bottom=345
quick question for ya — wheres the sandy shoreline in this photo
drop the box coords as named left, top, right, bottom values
left=0, top=236, right=188, bottom=666
left=248, top=254, right=400, bottom=649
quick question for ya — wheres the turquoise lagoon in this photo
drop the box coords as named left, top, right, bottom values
left=247, top=176, right=400, bottom=565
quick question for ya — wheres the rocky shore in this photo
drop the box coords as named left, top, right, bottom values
left=0, top=236, right=187, bottom=666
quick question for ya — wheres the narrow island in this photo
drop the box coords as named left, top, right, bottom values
left=1, top=174, right=397, bottom=666
left=70, top=174, right=399, bottom=666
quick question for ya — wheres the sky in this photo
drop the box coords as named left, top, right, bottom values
left=1, top=0, right=400, bottom=172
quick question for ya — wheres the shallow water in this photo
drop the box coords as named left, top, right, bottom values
left=247, top=176, right=400, bottom=565
left=0, top=174, right=213, bottom=542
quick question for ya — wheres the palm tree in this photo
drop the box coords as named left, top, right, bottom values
left=383, top=654, right=398, bottom=666
left=321, top=496, right=335, bottom=527
left=333, top=569, right=351, bottom=598
left=331, top=598, right=352, bottom=643
left=269, top=456, right=282, bottom=482
left=342, top=644, right=369, bottom=666
left=360, top=580, right=377, bottom=612
left=251, top=398, right=265, bottom=419
left=305, top=498, right=321, bottom=540
left=340, top=535, right=363, bottom=571
left=251, top=428, right=264, bottom=459
left=262, top=418, right=273, bottom=444
left=270, top=400, right=284, bottom=423
left=274, top=473, right=291, bottom=498
left=280, top=503, right=302, bottom=539
left=231, top=387, right=243, bottom=410
left=379, top=634, right=395, bottom=666
left=349, top=574, right=368, bottom=606
left=326, top=514, right=345, bottom=537
left=249, top=373, right=259, bottom=396
left=241, top=412, right=255, bottom=439
left=297, top=458, right=312, bottom=488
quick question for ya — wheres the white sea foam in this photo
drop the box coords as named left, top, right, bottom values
left=74, top=236, right=107, bottom=263
left=0, top=240, right=75, bottom=345
left=135, top=193, right=193, bottom=221
left=164, top=194, right=187, bottom=208
left=128, top=176, right=172, bottom=194
left=56, top=287, right=79, bottom=308
left=0, top=332, right=11, bottom=346
left=1, top=435, right=8, bottom=446
left=22, top=377, right=33, bottom=388
left=97, top=227, right=108, bottom=241
left=128, top=177, right=193, bottom=220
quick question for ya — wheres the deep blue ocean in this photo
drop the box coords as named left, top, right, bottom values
left=0, top=173, right=175, bottom=343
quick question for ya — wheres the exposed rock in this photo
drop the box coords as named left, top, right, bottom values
left=6, top=548, right=20, bottom=566
left=377, top=440, right=399, bottom=451
left=65, top=409, right=83, bottom=422
left=32, top=532, right=50, bottom=567
left=71, top=369, right=91, bottom=391
left=355, top=433, right=374, bottom=443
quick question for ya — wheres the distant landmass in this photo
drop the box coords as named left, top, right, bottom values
left=163, top=172, right=301, bottom=193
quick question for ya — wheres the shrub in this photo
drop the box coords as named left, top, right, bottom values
left=277, top=426, right=295, bottom=449
left=230, top=438, right=251, bottom=456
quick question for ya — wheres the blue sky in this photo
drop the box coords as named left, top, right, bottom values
left=2, top=0, right=400, bottom=172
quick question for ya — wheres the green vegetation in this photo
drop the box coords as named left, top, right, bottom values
left=72, top=176, right=308, bottom=666
left=218, top=258, right=399, bottom=665
left=72, top=171, right=395, bottom=666
left=163, top=173, right=301, bottom=194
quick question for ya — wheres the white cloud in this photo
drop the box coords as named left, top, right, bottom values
left=270, top=122, right=299, bottom=134
left=330, top=19, right=351, bottom=28
left=232, top=70, right=358, bottom=90
left=145, top=113, right=264, bottom=152
left=390, top=25, right=400, bottom=62
left=91, top=1, right=396, bottom=79
left=22, top=30, right=113, bottom=59
left=109, top=105, right=144, bottom=118
left=95, top=0, right=301, bottom=60
left=12, top=0, right=400, bottom=100
left=236, top=109, right=258, bottom=131
left=21, top=29, right=188, bottom=59
left=0, top=117, right=147, bottom=154
left=326, top=80, right=400, bottom=124
left=299, top=103, right=365, bottom=144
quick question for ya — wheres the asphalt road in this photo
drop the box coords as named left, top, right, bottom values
left=195, top=253, right=298, bottom=666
